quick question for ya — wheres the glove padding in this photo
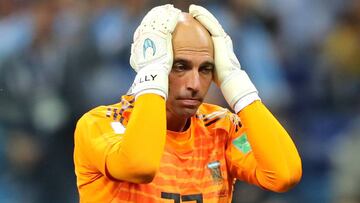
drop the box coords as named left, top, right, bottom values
left=129, top=4, right=181, bottom=100
left=189, top=5, right=260, bottom=112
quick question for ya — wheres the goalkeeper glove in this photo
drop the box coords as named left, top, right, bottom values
left=189, top=5, right=260, bottom=113
left=129, top=4, right=181, bottom=100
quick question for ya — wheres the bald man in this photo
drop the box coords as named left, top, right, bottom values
left=73, top=4, right=302, bottom=203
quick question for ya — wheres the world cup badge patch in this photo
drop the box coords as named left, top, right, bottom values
left=233, top=133, right=252, bottom=154
left=207, top=161, right=223, bottom=184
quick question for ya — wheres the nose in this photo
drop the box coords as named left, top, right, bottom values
left=185, top=69, right=201, bottom=94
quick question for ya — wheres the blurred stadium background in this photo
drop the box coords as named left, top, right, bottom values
left=0, top=0, right=359, bottom=202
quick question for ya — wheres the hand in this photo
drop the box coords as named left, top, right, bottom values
left=189, top=5, right=260, bottom=112
left=129, top=4, right=181, bottom=100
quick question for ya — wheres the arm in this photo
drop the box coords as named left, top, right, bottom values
left=74, top=5, right=180, bottom=184
left=236, top=101, right=302, bottom=192
left=74, top=94, right=166, bottom=184
left=106, top=94, right=166, bottom=183
left=107, top=4, right=181, bottom=183
left=189, top=5, right=301, bottom=192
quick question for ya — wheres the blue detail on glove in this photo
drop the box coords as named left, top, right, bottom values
left=143, top=38, right=156, bottom=59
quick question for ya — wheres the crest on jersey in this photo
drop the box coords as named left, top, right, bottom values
left=143, top=38, right=156, bottom=58
left=207, top=161, right=223, bottom=184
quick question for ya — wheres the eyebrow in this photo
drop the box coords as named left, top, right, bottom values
left=173, top=58, right=215, bottom=68
left=173, top=58, right=190, bottom=65
left=200, top=61, right=215, bottom=69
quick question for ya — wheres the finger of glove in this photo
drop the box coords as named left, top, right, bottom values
left=224, top=35, right=241, bottom=69
left=212, top=36, right=241, bottom=86
left=138, top=4, right=180, bottom=37
left=130, top=4, right=180, bottom=71
left=189, top=4, right=226, bottom=37
left=165, top=32, right=174, bottom=73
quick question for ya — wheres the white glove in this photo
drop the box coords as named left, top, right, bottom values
left=129, top=4, right=181, bottom=100
left=189, top=5, right=260, bottom=113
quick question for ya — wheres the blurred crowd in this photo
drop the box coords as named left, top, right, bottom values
left=0, top=0, right=359, bottom=202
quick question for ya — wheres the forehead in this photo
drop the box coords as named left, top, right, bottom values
left=172, top=13, right=214, bottom=59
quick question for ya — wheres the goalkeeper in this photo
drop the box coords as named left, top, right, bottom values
left=74, top=4, right=302, bottom=203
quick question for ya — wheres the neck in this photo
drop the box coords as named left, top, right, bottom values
left=166, top=113, right=191, bottom=132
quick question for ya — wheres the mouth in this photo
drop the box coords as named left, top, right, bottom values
left=177, top=98, right=202, bottom=107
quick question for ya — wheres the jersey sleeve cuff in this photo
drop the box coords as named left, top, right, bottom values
left=234, top=92, right=261, bottom=113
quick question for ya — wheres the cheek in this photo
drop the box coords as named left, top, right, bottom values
left=200, top=75, right=213, bottom=92
left=168, top=73, right=188, bottom=89
left=168, top=76, right=182, bottom=97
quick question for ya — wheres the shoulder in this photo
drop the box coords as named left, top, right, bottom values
left=76, top=95, right=135, bottom=128
left=197, top=103, right=242, bottom=132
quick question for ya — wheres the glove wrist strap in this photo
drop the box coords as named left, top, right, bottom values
left=220, top=70, right=259, bottom=110
left=233, top=92, right=261, bottom=113
left=130, top=64, right=169, bottom=100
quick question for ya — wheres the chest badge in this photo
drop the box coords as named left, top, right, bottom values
left=207, top=161, right=223, bottom=184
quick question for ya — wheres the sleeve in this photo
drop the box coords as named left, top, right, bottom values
left=225, top=100, right=302, bottom=192
left=74, top=94, right=167, bottom=184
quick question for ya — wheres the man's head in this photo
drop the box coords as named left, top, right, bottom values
left=166, top=13, right=214, bottom=121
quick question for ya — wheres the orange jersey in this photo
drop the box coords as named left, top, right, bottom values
left=74, top=94, right=302, bottom=203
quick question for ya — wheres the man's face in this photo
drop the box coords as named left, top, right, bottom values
left=166, top=13, right=214, bottom=119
